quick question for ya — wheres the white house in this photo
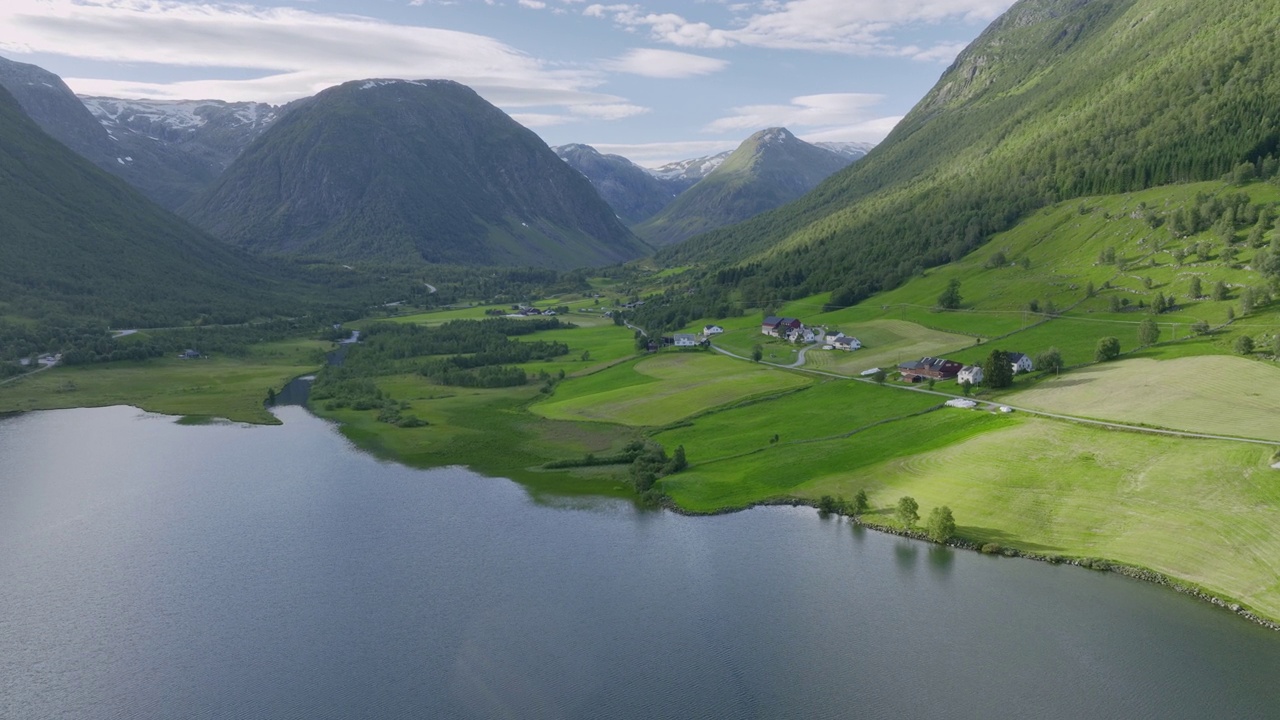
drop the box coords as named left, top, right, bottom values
left=957, top=365, right=984, bottom=385
left=1008, top=352, right=1034, bottom=374
left=788, top=326, right=818, bottom=344
left=830, top=336, right=861, bottom=351
left=703, top=325, right=725, bottom=335
left=673, top=333, right=699, bottom=347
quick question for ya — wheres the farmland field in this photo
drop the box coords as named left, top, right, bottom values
left=532, top=351, right=811, bottom=427
left=1008, top=356, right=1280, bottom=441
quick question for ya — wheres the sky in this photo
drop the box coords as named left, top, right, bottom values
left=0, top=0, right=1017, bottom=166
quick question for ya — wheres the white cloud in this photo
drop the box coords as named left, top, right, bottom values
left=518, top=0, right=547, bottom=8
left=584, top=0, right=1014, bottom=55
left=704, top=93, right=884, bottom=133
left=799, top=116, right=902, bottom=144
left=603, top=48, right=728, bottom=78
left=0, top=0, right=632, bottom=116
left=589, top=139, right=740, bottom=167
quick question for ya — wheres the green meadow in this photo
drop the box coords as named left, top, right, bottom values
left=0, top=339, right=328, bottom=423
left=532, top=352, right=811, bottom=427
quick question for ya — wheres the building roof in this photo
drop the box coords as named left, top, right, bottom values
left=674, top=333, right=697, bottom=341
left=1007, top=352, right=1029, bottom=363
left=762, top=315, right=782, bottom=326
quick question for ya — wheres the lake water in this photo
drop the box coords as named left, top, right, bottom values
left=2, top=405, right=1278, bottom=719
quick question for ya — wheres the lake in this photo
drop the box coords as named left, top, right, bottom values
left=2, top=405, right=1278, bottom=719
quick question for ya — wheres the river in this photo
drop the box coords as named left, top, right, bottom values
left=1, top=405, right=1277, bottom=719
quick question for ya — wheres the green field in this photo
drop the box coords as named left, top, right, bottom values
left=0, top=339, right=328, bottom=423
left=1008, top=355, right=1280, bottom=441
left=795, top=418, right=1280, bottom=621
left=532, top=352, right=812, bottom=426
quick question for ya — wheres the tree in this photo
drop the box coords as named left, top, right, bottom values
left=1086, top=280, right=1096, bottom=298
left=852, top=489, right=869, bottom=516
left=581, top=350, right=591, bottom=361
left=1240, top=287, right=1256, bottom=315
left=1272, top=334, right=1280, bottom=357
left=265, top=387, right=277, bottom=405
left=937, top=279, right=962, bottom=310
left=751, top=345, right=763, bottom=362
left=1191, top=319, right=1210, bottom=335
left=1108, top=295, right=1123, bottom=312
left=1234, top=335, right=1255, bottom=355
left=895, top=496, right=919, bottom=528
left=1188, top=276, right=1202, bottom=299
left=1137, top=318, right=1161, bottom=346
left=959, top=379, right=973, bottom=396
left=982, top=349, right=1013, bottom=388
left=1212, top=281, right=1228, bottom=301
left=871, top=368, right=887, bottom=384
left=926, top=506, right=957, bottom=543
left=669, top=445, right=688, bottom=472
left=1035, top=347, right=1064, bottom=373
left=1095, top=336, right=1121, bottom=362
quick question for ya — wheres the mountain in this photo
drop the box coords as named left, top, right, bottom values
left=183, top=79, right=650, bottom=269
left=647, top=152, right=733, bottom=193
left=0, top=83, right=302, bottom=327
left=79, top=96, right=280, bottom=204
left=814, top=142, right=874, bottom=162
left=553, top=143, right=677, bottom=224
left=662, top=0, right=1280, bottom=306
left=0, top=55, right=264, bottom=210
left=635, top=128, right=858, bottom=247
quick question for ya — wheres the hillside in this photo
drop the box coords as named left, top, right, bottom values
left=183, top=79, right=650, bottom=269
left=0, top=56, right=259, bottom=209
left=0, top=83, right=303, bottom=327
left=636, top=128, right=856, bottom=247
left=553, top=143, right=677, bottom=224
left=662, top=0, right=1280, bottom=305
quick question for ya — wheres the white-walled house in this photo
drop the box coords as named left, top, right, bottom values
left=957, top=365, right=984, bottom=385
left=1008, top=352, right=1034, bottom=374
left=674, top=333, right=699, bottom=347
left=703, top=325, right=725, bottom=335
left=830, top=336, right=861, bottom=351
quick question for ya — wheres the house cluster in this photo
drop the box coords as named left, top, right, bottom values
left=512, top=305, right=556, bottom=316
left=899, top=352, right=1033, bottom=384
left=760, top=316, right=861, bottom=350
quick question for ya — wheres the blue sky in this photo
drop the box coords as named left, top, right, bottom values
left=1, top=0, right=1016, bottom=165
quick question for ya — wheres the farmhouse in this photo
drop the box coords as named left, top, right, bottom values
left=673, top=333, right=699, bottom=347
left=898, top=357, right=962, bottom=382
left=761, top=316, right=803, bottom=337
left=957, top=365, right=983, bottom=385
left=179, top=349, right=201, bottom=360
left=703, top=325, right=724, bottom=335
left=787, top=326, right=818, bottom=344
left=830, top=336, right=861, bottom=351
left=1008, top=352, right=1034, bottom=374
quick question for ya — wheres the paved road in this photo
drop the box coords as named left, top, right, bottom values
left=710, top=343, right=1280, bottom=447
left=0, top=360, right=58, bottom=387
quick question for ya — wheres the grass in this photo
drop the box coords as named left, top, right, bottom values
left=0, top=339, right=328, bottom=423
left=804, top=319, right=974, bottom=375
left=1007, top=355, right=1280, bottom=441
left=793, top=418, right=1280, bottom=621
left=653, top=378, right=943, bottom=462
left=531, top=351, right=812, bottom=427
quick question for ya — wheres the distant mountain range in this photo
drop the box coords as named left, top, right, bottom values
left=0, top=82, right=299, bottom=326
left=182, top=79, right=650, bottom=268
left=556, top=130, right=868, bottom=245
left=551, top=144, right=677, bottom=225
left=634, top=128, right=865, bottom=246
left=0, top=56, right=277, bottom=210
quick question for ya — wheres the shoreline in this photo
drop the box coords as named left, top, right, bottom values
left=656, top=494, right=1280, bottom=633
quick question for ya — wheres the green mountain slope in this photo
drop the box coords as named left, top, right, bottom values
left=663, top=0, right=1280, bottom=304
left=0, top=84, right=303, bottom=327
left=183, top=79, right=650, bottom=269
left=637, top=127, right=854, bottom=247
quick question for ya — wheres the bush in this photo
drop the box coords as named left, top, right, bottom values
left=980, top=543, right=1002, bottom=555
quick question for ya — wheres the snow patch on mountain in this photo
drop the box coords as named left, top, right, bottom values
left=647, top=151, right=732, bottom=182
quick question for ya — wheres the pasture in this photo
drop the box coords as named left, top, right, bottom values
left=532, top=351, right=811, bottom=427
left=1007, top=355, right=1280, bottom=441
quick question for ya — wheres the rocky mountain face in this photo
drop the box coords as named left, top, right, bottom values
left=0, top=55, right=273, bottom=209
left=182, top=79, right=650, bottom=269
left=647, top=152, right=733, bottom=193
left=0, top=83, right=296, bottom=326
left=553, top=143, right=678, bottom=224
left=635, top=127, right=859, bottom=247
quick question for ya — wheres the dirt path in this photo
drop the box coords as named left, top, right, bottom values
left=0, top=360, right=58, bottom=387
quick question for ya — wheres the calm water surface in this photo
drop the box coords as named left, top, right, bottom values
left=1, top=406, right=1278, bottom=719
